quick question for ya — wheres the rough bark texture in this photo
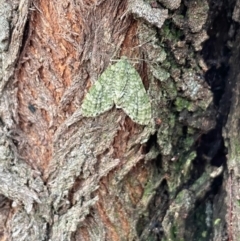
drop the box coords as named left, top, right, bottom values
left=0, top=0, right=239, bottom=240
left=223, top=28, right=240, bottom=241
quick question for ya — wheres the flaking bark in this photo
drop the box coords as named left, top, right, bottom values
left=0, top=0, right=238, bottom=240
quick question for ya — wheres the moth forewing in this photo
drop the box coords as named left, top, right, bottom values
left=81, top=69, right=114, bottom=117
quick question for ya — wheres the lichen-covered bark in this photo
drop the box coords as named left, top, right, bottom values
left=0, top=0, right=237, bottom=240
left=222, top=30, right=240, bottom=241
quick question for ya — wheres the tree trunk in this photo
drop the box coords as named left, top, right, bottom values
left=0, top=0, right=239, bottom=240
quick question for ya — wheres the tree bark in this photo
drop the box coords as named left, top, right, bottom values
left=0, top=0, right=239, bottom=240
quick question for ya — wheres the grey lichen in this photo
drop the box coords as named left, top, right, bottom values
left=129, top=0, right=168, bottom=29
left=233, top=0, right=240, bottom=22
left=151, top=66, right=170, bottom=82
left=137, top=23, right=168, bottom=64
left=0, top=1, right=12, bottom=53
left=175, top=70, right=213, bottom=110
left=0, top=16, right=10, bottom=53
left=0, top=132, right=41, bottom=213
left=51, top=197, right=98, bottom=241
left=192, top=30, right=209, bottom=51
left=10, top=210, right=47, bottom=241
left=187, top=0, right=209, bottom=33
left=157, top=0, right=181, bottom=10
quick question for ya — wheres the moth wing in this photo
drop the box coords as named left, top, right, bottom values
left=116, top=66, right=152, bottom=125
left=81, top=67, right=114, bottom=117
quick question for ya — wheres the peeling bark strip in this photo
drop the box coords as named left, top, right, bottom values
left=0, top=0, right=31, bottom=130
left=81, top=57, right=152, bottom=125
left=0, top=0, right=31, bottom=93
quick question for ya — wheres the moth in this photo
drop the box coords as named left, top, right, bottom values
left=81, top=57, right=151, bottom=125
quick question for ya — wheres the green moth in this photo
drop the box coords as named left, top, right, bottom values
left=81, top=57, right=151, bottom=125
